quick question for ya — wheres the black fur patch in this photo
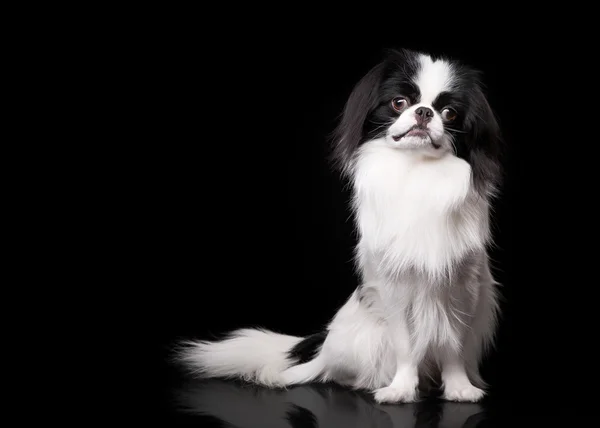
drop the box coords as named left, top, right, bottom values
left=287, top=331, right=327, bottom=364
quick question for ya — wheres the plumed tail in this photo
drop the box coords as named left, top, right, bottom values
left=176, top=328, right=327, bottom=388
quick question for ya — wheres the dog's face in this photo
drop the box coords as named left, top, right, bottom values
left=332, top=49, right=502, bottom=195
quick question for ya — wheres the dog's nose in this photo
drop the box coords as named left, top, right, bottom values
left=415, top=107, right=434, bottom=124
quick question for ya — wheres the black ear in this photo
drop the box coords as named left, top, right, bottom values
left=330, top=62, right=384, bottom=175
left=466, top=86, right=504, bottom=196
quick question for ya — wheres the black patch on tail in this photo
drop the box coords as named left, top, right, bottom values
left=288, top=331, right=327, bottom=364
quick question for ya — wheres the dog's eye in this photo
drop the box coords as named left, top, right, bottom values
left=391, top=97, right=409, bottom=112
left=441, top=108, right=457, bottom=122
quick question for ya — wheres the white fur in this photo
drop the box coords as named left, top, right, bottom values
left=179, top=329, right=303, bottom=387
left=414, top=54, right=454, bottom=103
left=352, top=139, right=489, bottom=282
left=179, top=53, right=500, bottom=404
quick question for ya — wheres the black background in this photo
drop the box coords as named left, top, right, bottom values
left=129, top=15, right=594, bottom=425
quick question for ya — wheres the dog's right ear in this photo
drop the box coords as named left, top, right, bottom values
left=330, top=62, right=384, bottom=175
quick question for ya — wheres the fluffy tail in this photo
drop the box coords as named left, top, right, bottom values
left=177, top=328, right=327, bottom=388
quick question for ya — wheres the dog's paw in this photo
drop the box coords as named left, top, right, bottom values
left=373, top=385, right=418, bottom=404
left=442, top=383, right=485, bottom=402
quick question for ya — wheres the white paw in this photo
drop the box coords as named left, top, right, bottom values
left=373, top=385, right=418, bottom=404
left=443, top=383, right=485, bottom=402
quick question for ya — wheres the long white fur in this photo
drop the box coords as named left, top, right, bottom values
left=179, top=53, right=500, bottom=404
left=179, top=328, right=303, bottom=387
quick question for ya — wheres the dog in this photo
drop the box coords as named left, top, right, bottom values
left=178, top=48, right=503, bottom=404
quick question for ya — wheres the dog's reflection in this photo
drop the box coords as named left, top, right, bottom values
left=176, top=379, right=487, bottom=428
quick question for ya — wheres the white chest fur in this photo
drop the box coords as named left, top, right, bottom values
left=351, top=140, right=490, bottom=281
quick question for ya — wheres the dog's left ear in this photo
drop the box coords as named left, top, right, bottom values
left=467, top=87, right=504, bottom=196
left=330, top=61, right=385, bottom=175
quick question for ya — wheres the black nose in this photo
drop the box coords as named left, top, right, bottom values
left=415, top=107, right=433, bottom=124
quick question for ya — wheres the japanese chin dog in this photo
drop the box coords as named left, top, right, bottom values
left=178, top=48, right=503, bottom=404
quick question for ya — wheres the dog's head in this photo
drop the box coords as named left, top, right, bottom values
left=332, top=48, right=503, bottom=195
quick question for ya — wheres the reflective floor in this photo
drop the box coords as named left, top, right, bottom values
left=163, top=376, right=513, bottom=427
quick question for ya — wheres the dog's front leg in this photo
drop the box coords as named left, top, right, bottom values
left=440, top=349, right=485, bottom=402
left=373, top=307, right=419, bottom=403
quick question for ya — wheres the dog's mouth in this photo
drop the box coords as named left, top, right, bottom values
left=391, top=126, right=440, bottom=149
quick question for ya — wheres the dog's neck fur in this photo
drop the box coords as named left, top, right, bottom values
left=351, top=139, right=491, bottom=284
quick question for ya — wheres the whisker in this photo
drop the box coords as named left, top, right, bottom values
left=369, top=120, right=396, bottom=139
left=445, top=127, right=467, bottom=134
left=444, top=131, right=458, bottom=155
